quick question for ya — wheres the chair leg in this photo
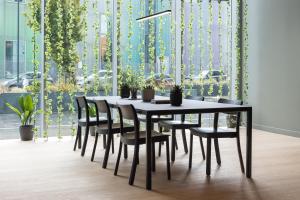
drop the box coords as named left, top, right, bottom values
left=166, top=139, right=171, bottom=180
left=103, top=134, right=107, bottom=149
left=182, top=129, right=188, bottom=154
left=171, top=128, right=176, bottom=162
left=81, top=125, right=89, bottom=157
left=158, top=142, right=162, bottom=157
left=200, top=137, right=205, bottom=160
left=152, top=142, right=156, bottom=172
left=129, top=145, right=139, bottom=185
left=206, top=138, right=212, bottom=176
left=124, top=144, right=128, bottom=159
left=91, top=133, right=99, bottom=162
left=189, top=133, right=193, bottom=169
left=236, top=135, right=245, bottom=173
left=214, top=138, right=221, bottom=165
left=111, top=135, right=114, bottom=154
left=102, top=134, right=112, bottom=169
left=78, top=126, right=82, bottom=149
left=73, top=125, right=81, bottom=151
left=114, top=141, right=123, bottom=176
left=175, top=135, right=178, bottom=150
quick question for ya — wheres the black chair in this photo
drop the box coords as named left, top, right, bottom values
left=158, top=96, right=206, bottom=162
left=91, top=100, right=135, bottom=169
left=189, top=98, right=245, bottom=175
left=114, top=104, right=171, bottom=185
left=73, top=96, right=107, bottom=157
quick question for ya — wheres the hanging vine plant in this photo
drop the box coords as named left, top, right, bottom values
left=92, top=0, right=100, bottom=95
left=82, top=0, right=89, bottom=95
left=235, top=0, right=242, bottom=100
left=227, top=0, right=232, bottom=98
left=208, top=1, right=214, bottom=96
left=138, top=0, right=145, bottom=86
left=117, top=0, right=123, bottom=89
left=197, top=0, right=204, bottom=96
left=188, top=0, right=195, bottom=96
left=218, top=0, right=224, bottom=96
left=170, top=0, right=176, bottom=85
left=104, top=0, right=112, bottom=95
left=127, top=0, right=133, bottom=71
left=148, top=0, right=156, bottom=81
left=180, top=0, right=185, bottom=87
left=243, top=0, right=249, bottom=102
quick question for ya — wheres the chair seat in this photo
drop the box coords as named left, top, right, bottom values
left=78, top=117, right=108, bottom=126
left=139, top=115, right=174, bottom=123
left=190, top=127, right=238, bottom=138
left=121, top=131, right=169, bottom=145
left=97, top=123, right=135, bottom=134
left=159, top=120, right=200, bottom=129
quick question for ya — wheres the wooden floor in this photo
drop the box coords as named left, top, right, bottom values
left=0, top=128, right=299, bottom=200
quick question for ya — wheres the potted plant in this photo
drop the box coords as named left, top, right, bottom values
left=128, top=71, right=141, bottom=99
left=88, top=104, right=97, bottom=136
left=170, top=85, right=183, bottom=106
left=226, top=114, right=237, bottom=128
left=142, top=84, right=155, bottom=102
left=119, top=69, right=130, bottom=98
left=6, top=95, right=35, bottom=141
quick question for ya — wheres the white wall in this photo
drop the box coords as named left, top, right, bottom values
left=248, top=0, right=300, bottom=136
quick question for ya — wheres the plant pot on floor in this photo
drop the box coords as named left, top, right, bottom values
left=19, top=125, right=34, bottom=141
left=142, top=87, right=155, bottom=102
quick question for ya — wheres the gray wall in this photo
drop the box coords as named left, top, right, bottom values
left=248, top=0, right=300, bottom=136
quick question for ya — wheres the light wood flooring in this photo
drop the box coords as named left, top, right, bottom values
left=0, top=128, right=299, bottom=200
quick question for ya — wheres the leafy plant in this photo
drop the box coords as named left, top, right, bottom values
left=88, top=104, right=97, bottom=118
left=6, top=95, right=35, bottom=126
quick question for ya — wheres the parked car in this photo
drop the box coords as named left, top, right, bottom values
left=146, top=73, right=174, bottom=89
left=190, top=70, right=227, bottom=82
left=3, top=72, right=53, bottom=88
left=77, top=70, right=113, bottom=90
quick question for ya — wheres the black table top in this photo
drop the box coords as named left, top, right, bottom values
left=87, top=96, right=252, bottom=115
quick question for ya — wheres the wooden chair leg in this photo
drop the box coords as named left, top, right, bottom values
left=200, top=137, right=205, bottom=160
left=102, top=134, right=112, bottom=169
left=111, top=135, right=114, bottom=154
left=206, top=138, right=212, bottom=176
left=166, top=139, right=171, bottom=180
left=236, top=135, right=245, bottom=173
left=152, top=142, right=156, bottom=172
left=214, top=138, right=221, bottom=165
left=103, top=134, right=107, bottom=149
left=114, top=141, right=123, bottom=176
left=182, top=129, right=188, bottom=154
left=124, top=144, right=128, bottom=159
left=129, top=145, right=139, bottom=185
left=91, top=133, right=99, bottom=162
left=73, top=125, right=80, bottom=151
left=78, top=126, right=82, bottom=149
left=189, top=133, right=193, bottom=169
left=81, top=125, right=89, bottom=157
left=171, top=128, right=176, bottom=162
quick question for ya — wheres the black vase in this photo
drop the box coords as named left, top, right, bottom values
left=170, top=90, right=182, bottom=106
left=131, top=89, right=138, bottom=99
left=120, top=85, right=130, bottom=98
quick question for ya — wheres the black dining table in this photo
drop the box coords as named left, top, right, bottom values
left=87, top=96, right=252, bottom=190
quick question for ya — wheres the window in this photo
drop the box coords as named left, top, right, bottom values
left=5, top=40, right=26, bottom=79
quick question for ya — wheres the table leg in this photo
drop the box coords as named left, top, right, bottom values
left=102, top=133, right=112, bottom=169
left=246, top=108, right=252, bottom=178
left=146, top=113, right=152, bottom=190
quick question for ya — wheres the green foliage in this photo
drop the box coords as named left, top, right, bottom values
left=6, top=95, right=35, bottom=126
left=197, top=0, right=204, bottom=96
left=88, top=104, right=97, bottom=118
left=208, top=2, right=214, bottom=95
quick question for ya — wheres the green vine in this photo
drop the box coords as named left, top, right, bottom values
left=235, top=0, right=242, bottom=99
left=138, top=0, right=145, bottom=86
left=180, top=0, right=185, bottom=87
left=170, top=0, right=176, bottom=84
left=82, top=0, right=89, bottom=95
left=218, top=1, right=224, bottom=96
left=104, top=0, right=112, bottom=95
left=92, top=0, right=100, bottom=95
left=197, top=0, right=204, bottom=96
left=227, top=0, right=232, bottom=98
left=127, top=0, right=133, bottom=72
left=188, top=0, right=195, bottom=96
left=208, top=1, right=214, bottom=95
left=243, top=0, right=249, bottom=102
left=148, top=0, right=155, bottom=81
left=117, top=0, right=123, bottom=88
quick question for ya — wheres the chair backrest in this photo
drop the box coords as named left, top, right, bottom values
left=95, top=100, right=112, bottom=128
left=215, top=98, right=243, bottom=132
left=117, top=104, right=140, bottom=140
left=182, top=96, right=205, bottom=124
left=76, top=96, right=89, bottom=121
